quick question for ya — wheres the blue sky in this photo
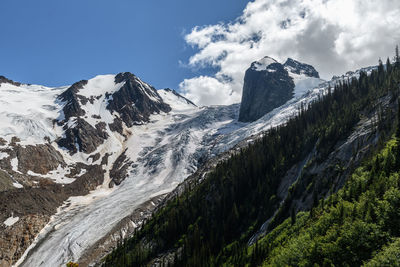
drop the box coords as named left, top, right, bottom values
left=1, top=0, right=399, bottom=106
left=0, top=0, right=248, bottom=88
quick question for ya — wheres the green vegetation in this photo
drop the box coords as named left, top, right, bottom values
left=103, top=50, right=400, bottom=266
left=66, top=262, right=79, bottom=267
left=247, top=137, right=400, bottom=266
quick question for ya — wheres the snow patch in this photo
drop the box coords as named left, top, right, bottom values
left=11, top=157, right=21, bottom=174
left=158, top=89, right=197, bottom=112
left=253, top=56, right=278, bottom=71
left=12, top=182, right=23, bottom=188
left=0, top=152, right=8, bottom=160
left=4, top=215, right=19, bottom=226
left=288, top=72, right=325, bottom=97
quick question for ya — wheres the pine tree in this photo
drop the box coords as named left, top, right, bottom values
left=397, top=98, right=400, bottom=138
left=291, top=207, right=296, bottom=225
left=386, top=57, right=392, bottom=74
left=396, top=45, right=400, bottom=67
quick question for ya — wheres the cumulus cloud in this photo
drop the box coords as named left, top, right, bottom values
left=179, top=0, right=400, bottom=106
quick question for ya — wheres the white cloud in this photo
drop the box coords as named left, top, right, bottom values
left=179, top=76, right=241, bottom=106
left=180, top=0, right=400, bottom=106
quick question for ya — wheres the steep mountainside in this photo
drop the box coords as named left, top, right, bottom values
left=103, top=58, right=400, bottom=266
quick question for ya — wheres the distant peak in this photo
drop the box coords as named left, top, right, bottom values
left=0, top=75, right=22, bottom=87
left=114, top=72, right=138, bottom=83
left=283, top=58, right=320, bottom=78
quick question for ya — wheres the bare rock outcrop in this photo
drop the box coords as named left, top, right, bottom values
left=16, top=144, right=66, bottom=175
left=0, top=214, right=49, bottom=266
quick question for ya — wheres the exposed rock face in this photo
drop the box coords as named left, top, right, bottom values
left=239, top=56, right=295, bottom=122
left=283, top=58, right=320, bottom=78
left=107, top=72, right=171, bottom=128
left=109, top=150, right=132, bottom=187
left=0, top=170, right=13, bottom=192
left=238, top=56, right=321, bottom=122
left=0, top=214, right=49, bottom=266
left=0, top=161, right=106, bottom=266
left=16, top=144, right=66, bottom=175
left=57, top=80, right=88, bottom=123
left=56, top=72, right=172, bottom=152
left=0, top=76, right=21, bottom=87
left=57, top=118, right=108, bottom=154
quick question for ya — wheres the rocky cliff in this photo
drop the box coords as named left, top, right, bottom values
left=238, top=56, right=321, bottom=122
left=283, top=58, right=319, bottom=78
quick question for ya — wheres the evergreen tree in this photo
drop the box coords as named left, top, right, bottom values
left=397, top=98, right=400, bottom=138
left=386, top=57, right=392, bottom=73
left=290, top=207, right=296, bottom=225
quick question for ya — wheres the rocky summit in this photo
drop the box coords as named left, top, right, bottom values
left=283, top=58, right=320, bottom=78
left=239, top=56, right=320, bottom=122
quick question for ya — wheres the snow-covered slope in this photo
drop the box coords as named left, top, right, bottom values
left=17, top=91, right=239, bottom=267
left=0, top=82, right=66, bottom=144
left=289, top=72, right=325, bottom=97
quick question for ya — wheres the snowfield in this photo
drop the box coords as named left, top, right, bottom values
left=0, top=82, right=66, bottom=145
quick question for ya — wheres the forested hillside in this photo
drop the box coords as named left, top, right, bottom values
left=102, top=49, right=400, bottom=267
left=246, top=136, right=400, bottom=266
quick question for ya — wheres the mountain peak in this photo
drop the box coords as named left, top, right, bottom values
left=0, top=76, right=22, bottom=87
left=239, top=56, right=323, bottom=122
left=283, top=58, right=320, bottom=78
left=250, top=56, right=279, bottom=71
left=239, top=57, right=294, bottom=122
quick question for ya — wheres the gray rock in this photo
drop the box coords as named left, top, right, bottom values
left=57, top=80, right=88, bottom=123
left=107, top=72, right=171, bottom=128
left=0, top=76, right=21, bottom=87
left=239, top=57, right=295, bottom=122
left=283, top=58, right=320, bottom=78
left=57, top=118, right=108, bottom=154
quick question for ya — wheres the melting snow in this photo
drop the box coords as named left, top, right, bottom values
left=27, top=165, right=75, bottom=184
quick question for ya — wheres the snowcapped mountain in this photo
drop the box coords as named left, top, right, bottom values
left=0, top=62, right=376, bottom=266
